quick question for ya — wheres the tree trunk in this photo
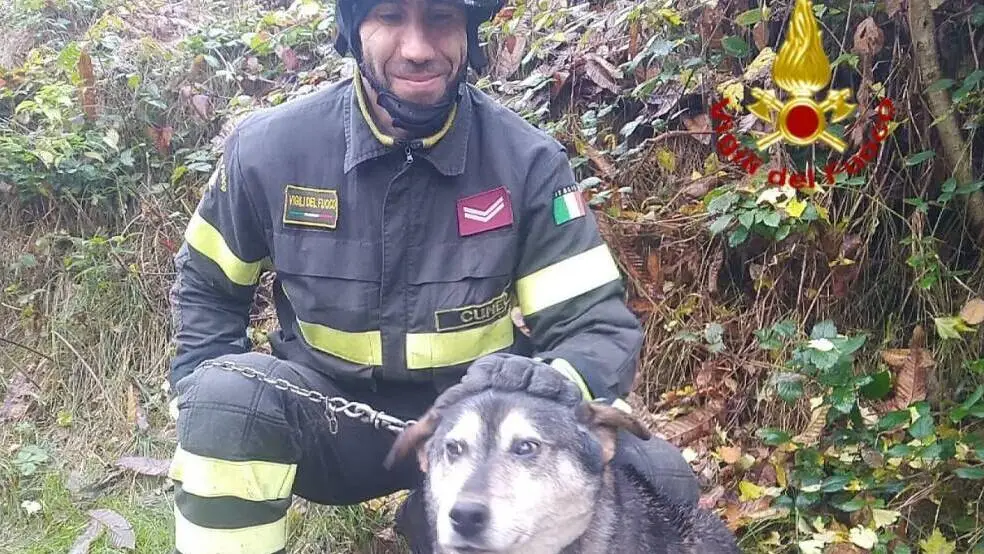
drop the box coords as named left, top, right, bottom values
left=908, top=0, right=984, bottom=246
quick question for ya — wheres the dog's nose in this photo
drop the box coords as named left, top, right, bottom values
left=449, top=500, right=489, bottom=537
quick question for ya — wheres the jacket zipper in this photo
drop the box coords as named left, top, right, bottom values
left=378, top=140, right=419, bottom=381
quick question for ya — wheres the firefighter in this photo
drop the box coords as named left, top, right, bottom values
left=165, top=0, right=700, bottom=551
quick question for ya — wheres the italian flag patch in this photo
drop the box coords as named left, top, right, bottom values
left=552, top=185, right=586, bottom=225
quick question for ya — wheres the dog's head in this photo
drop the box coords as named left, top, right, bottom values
left=385, top=383, right=650, bottom=553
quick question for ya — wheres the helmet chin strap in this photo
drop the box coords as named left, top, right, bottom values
left=358, top=61, right=467, bottom=139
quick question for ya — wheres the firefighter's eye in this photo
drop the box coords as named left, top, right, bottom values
left=445, top=440, right=466, bottom=459
left=512, top=439, right=540, bottom=456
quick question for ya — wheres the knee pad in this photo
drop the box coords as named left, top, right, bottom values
left=174, top=352, right=299, bottom=462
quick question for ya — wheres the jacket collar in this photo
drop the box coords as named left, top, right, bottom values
left=343, top=71, right=471, bottom=176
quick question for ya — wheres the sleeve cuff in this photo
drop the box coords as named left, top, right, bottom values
left=546, top=358, right=593, bottom=400
left=535, top=357, right=633, bottom=414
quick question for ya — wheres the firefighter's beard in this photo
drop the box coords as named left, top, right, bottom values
left=360, top=58, right=465, bottom=107
left=358, top=55, right=467, bottom=137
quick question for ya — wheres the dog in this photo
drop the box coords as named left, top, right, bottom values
left=384, top=381, right=740, bottom=554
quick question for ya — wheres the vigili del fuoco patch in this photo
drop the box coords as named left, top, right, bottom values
left=282, top=185, right=338, bottom=229
left=435, top=290, right=511, bottom=332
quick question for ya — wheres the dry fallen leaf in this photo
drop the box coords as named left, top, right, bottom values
left=698, top=484, right=726, bottom=509
left=0, top=371, right=40, bottom=422
left=580, top=142, right=615, bottom=180
left=680, top=175, right=722, bottom=199
left=147, top=125, right=174, bottom=156
left=827, top=543, right=865, bottom=553
left=646, top=252, right=664, bottom=295
left=959, top=297, right=984, bottom=325
left=582, top=53, right=622, bottom=94
left=853, top=17, right=884, bottom=57
left=67, top=519, right=104, bottom=554
left=549, top=70, right=570, bottom=103
left=89, top=509, right=135, bottom=549
left=753, top=20, right=769, bottom=50
left=276, top=45, right=299, bottom=71
left=793, top=405, right=830, bottom=447
left=721, top=495, right=787, bottom=531
left=116, top=456, right=171, bottom=477
left=718, top=446, right=742, bottom=464
left=491, top=34, right=526, bottom=80
left=190, top=94, right=212, bottom=120
left=879, top=325, right=934, bottom=412
left=655, top=398, right=724, bottom=447
left=76, top=49, right=99, bottom=120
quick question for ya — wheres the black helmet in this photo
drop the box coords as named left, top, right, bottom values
left=333, top=0, right=506, bottom=73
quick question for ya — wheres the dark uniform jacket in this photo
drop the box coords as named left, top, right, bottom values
left=168, top=73, right=644, bottom=400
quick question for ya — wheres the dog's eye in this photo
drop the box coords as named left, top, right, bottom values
left=445, top=440, right=466, bottom=459
left=512, top=439, right=540, bottom=456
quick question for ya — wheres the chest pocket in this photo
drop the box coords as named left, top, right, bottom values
left=272, top=231, right=381, bottom=329
left=404, top=232, right=518, bottom=369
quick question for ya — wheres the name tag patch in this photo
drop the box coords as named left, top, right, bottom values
left=283, top=185, right=338, bottom=229
left=435, top=290, right=511, bottom=332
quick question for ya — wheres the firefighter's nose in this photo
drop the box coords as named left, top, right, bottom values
left=450, top=500, right=489, bottom=537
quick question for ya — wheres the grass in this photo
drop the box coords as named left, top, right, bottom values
left=0, top=204, right=410, bottom=552
left=0, top=459, right=409, bottom=553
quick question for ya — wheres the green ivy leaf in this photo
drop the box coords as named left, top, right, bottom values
left=761, top=210, right=781, bottom=228
left=808, top=349, right=841, bottom=371
left=904, top=150, right=935, bottom=166
left=810, top=320, right=838, bottom=339
left=774, top=319, right=798, bottom=338
left=774, top=372, right=805, bottom=403
left=829, top=386, right=856, bottom=414
left=735, top=8, right=764, bottom=26
left=953, top=466, right=984, bottom=480
left=925, top=78, right=954, bottom=93
left=728, top=226, right=749, bottom=246
left=757, top=427, right=791, bottom=445
left=950, top=385, right=984, bottom=423
left=836, top=334, right=867, bottom=355
left=963, top=69, right=984, bottom=89
left=909, top=407, right=935, bottom=440
left=722, top=36, right=749, bottom=57
left=956, top=180, right=984, bottom=195
left=738, top=210, right=756, bottom=228
left=860, top=370, right=892, bottom=399
left=833, top=495, right=866, bottom=511
left=706, top=190, right=738, bottom=213
left=709, top=214, right=734, bottom=235
left=876, top=410, right=911, bottom=430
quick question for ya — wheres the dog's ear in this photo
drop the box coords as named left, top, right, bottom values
left=384, top=409, right=441, bottom=473
left=576, top=401, right=652, bottom=464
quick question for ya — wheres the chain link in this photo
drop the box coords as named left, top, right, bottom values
left=200, top=359, right=416, bottom=435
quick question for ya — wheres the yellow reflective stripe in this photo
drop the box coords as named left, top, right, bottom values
left=406, top=314, right=514, bottom=369
left=296, top=319, right=383, bottom=365
left=168, top=445, right=295, bottom=502
left=548, top=358, right=593, bottom=400
left=185, top=211, right=266, bottom=286
left=516, top=244, right=621, bottom=315
left=281, top=287, right=383, bottom=365
left=174, top=505, right=286, bottom=554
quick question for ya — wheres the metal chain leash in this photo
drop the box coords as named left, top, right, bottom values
left=200, top=359, right=416, bottom=435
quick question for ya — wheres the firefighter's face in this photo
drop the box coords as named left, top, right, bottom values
left=359, top=0, right=468, bottom=106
